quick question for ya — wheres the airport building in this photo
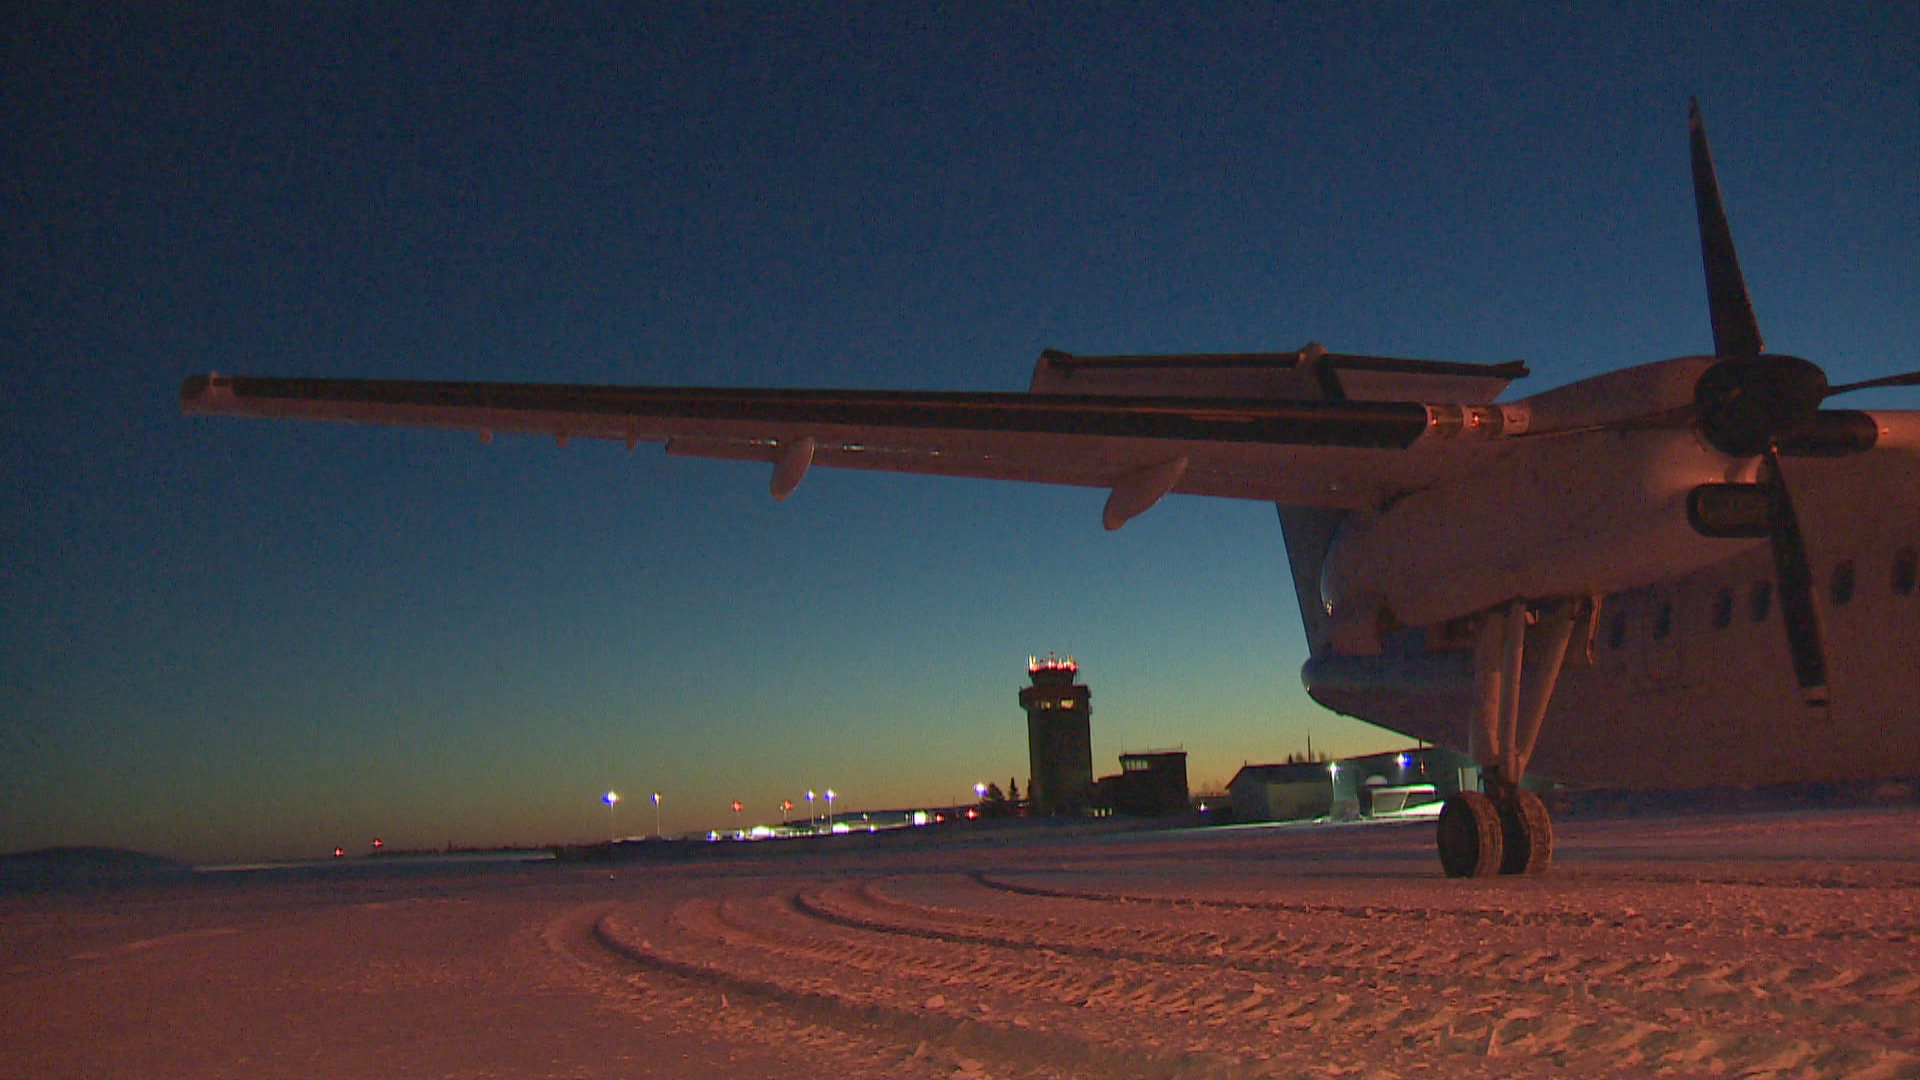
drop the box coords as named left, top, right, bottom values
left=1227, top=760, right=1341, bottom=823
left=1020, top=654, right=1093, bottom=815
left=1092, top=750, right=1190, bottom=816
left=1228, top=746, right=1475, bottom=822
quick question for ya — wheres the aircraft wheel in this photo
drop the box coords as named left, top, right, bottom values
left=1498, top=789, right=1553, bottom=875
left=1437, top=791, right=1503, bottom=878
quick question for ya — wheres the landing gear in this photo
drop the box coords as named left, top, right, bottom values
left=1437, top=791, right=1502, bottom=878
left=1438, top=597, right=1585, bottom=878
left=1498, top=788, right=1553, bottom=875
left=1437, top=785, right=1553, bottom=878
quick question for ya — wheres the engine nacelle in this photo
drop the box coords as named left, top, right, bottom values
left=1319, top=425, right=1764, bottom=652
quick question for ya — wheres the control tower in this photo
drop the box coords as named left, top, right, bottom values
left=1020, top=653, right=1093, bottom=815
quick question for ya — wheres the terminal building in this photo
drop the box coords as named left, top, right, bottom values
left=1020, top=654, right=1093, bottom=815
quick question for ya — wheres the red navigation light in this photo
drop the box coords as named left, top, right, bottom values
left=731, top=800, right=743, bottom=813
left=371, top=837, right=383, bottom=849
left=332, top=846, right=345, bottom=858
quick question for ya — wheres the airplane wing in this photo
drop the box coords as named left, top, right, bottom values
left=179, top=357, right=1529, bottom=525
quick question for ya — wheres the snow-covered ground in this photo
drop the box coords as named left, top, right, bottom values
left=5, top=805, right=1917, bottom=1079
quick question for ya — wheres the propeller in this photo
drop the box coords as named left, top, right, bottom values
left=1683, top=99, right=1913, bottom=708
left=1828, top=370, right=1920, bottom=396
left=1523, top=102, right=1916, bottom=707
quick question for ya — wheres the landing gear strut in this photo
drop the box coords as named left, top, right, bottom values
left=1438, top=598, right=1582, bottom=878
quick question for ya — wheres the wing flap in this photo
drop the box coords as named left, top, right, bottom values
left=1029, top=347, right=1528, bottom=403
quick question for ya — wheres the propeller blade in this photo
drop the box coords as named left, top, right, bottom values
left=1827, top=370, right=1920, bottom=397
left=1689, top=99, right=1764, bottom=359
left=1761, top=450, right=1830, bottom=708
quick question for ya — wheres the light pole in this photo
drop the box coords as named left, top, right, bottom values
left=651, top=792, right=662, bottom=838
left=825, top=788, right=836, bottom=828
left=806, top=790, right=816, bottom=829
left=604, top=791, right=620, bottom=843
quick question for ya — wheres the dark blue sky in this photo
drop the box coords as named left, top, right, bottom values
left=5, top=4, right=1916, bottom=862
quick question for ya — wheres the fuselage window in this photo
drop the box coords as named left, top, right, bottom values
left=1652, top=601, right=1673, bottom=640
left=1831, top=559, right=1857, bottom=607
left=1750, top=581, right=1772, bottom=622
left=1894, top=547, right=1917, bottom=595
left=1607, top=609, right=1628, bottom=650
left=1711, top=587, right=1734, bottom=629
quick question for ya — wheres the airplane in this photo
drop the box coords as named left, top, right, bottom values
left=182, top=102, right=1920, bottom=877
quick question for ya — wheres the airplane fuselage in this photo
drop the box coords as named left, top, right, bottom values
left=1308, top=427, right=1920, bottom=790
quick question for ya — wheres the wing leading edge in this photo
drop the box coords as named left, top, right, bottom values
left=180, top=366, right=1527, bottom=519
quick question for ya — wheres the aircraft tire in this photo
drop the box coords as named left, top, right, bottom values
left=1437, top=791, right=1503, bottom=878
left=1498, top=789, right=1553, bottom=875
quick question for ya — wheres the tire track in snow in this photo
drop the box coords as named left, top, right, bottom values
left=942, top=871, right=1919, bottom=1072
left=533, top=813, right=1920, bottom=1079
left=796, top=872, right=1916, bottom=1075
left=578, top=897, right=1267, bottom=1080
